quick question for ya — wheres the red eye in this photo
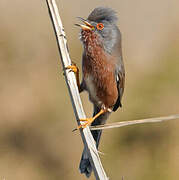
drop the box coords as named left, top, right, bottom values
left=96, top=23, right=104, bottom=30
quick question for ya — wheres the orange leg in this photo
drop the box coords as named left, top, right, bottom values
left=65, top=63, right=80, bottom=91
left=73, top=109, right=106, bottom=131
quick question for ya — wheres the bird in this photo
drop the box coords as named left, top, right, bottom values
left=66, top=7, right=125, bottom=177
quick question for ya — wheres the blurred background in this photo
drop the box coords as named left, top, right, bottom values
left=0, top=0, right=179, bottom=179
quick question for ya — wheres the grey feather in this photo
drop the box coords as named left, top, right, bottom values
left=88, top=7, right=118, bottom=24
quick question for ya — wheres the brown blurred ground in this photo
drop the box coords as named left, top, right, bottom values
left=0, top=0, right=179, bottom=180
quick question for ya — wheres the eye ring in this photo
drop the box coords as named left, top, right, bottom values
left=96, top=23, right=104, bottom=30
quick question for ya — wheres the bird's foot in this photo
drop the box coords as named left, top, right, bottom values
left=65, top=62, right=80, bottom=90
left=79, top=118, right=94, bottom=128
left=72, top=118, right=94, bottom=132
left=72, top=109, right=106, bottom=132
left=65, top=62, right=79, bottom=74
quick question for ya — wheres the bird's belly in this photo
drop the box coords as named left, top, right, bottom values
left=82, top=49, right=118, bottom=109
left=85, top=75, right=102, bottom=106
left=84, top=73, right=118, bottom=109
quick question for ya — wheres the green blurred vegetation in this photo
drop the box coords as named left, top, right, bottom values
left=0, top=0, right=179, bottom=180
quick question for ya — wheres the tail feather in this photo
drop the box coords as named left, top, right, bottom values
left=79, top=148, right=92, bottom=177
left=79, top=105, right=110, bottom=177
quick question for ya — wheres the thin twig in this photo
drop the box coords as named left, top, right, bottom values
left=90, top=114, right=179, bottom=130
left=45, top=1, right=108, bottom=180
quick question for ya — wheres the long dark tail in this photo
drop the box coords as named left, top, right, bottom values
left=79, top=106, right=110, bottom=177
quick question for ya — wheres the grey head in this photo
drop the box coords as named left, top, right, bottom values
left=87, top=7, right=118, bottom=23
left=78, top=7, right=121, bottom=54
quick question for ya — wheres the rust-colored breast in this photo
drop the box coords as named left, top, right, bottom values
left=81, top=31, right=118, bottom=109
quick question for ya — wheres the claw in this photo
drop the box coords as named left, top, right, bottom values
left=72, top=127, right=78, bottom=132
left=72, top=109, right=106, bottom=132
left=79, top=118, right=94, bottom=128
left=65, top=65, right=79, bottom=73
left=72, top=118, right=93, bottom=132
left=65, top=63, right=80, bottom=91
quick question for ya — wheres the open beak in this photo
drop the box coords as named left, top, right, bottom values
left=75, top=17, right=94, bottom=30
